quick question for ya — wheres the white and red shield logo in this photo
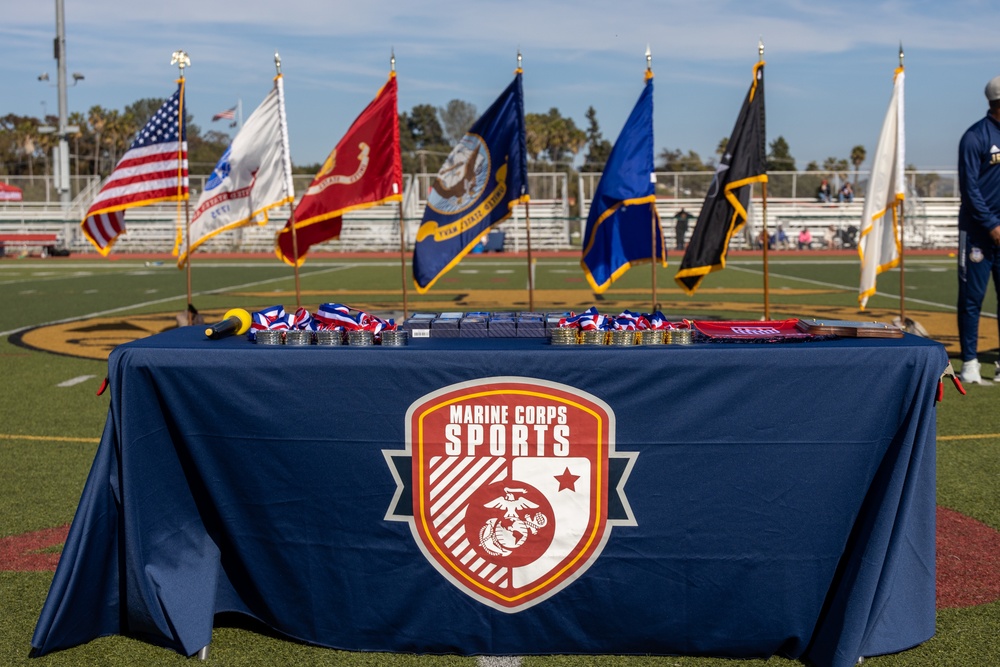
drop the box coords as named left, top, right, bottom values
left=384, top=377, right=636, bottom=612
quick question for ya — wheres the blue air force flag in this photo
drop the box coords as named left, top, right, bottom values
left=413, top=72, right=529, bottom=293
left=581, top=73, right=663, bottom=292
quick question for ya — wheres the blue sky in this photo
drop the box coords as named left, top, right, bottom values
left=4, top=0, right=999, bottom=171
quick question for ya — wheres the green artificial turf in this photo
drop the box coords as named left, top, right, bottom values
left=1, top=254, right=997, bottom=666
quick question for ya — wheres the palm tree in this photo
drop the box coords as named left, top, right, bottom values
left=716, top=137, right=729, bottom=159
left=68, top=111, right=86, bottom=180
left=15, top=121, right=37, bottom=177
left=850, top=145, right=866, bottom=185
left=87, top=106, right=108, bottom=175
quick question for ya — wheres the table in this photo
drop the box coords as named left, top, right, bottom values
left=32, top=327, right=948, bottom=667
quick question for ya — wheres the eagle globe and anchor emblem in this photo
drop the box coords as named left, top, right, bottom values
left=425, top=134, right=490, bottom=215
left=477, top=485, right=550, bottom=558
left=383, top=377, right=637, bottom=613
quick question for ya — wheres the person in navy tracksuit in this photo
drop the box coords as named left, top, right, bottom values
left=957, top=75, right=1000, bottom=384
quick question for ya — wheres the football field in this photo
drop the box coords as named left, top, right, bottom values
left=1, top=251, right=998, bottom=666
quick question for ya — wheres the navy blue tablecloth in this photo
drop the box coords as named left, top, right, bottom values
left=32, top=328, right=947, bottom=667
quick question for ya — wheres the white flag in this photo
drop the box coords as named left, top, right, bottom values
left=177, top=78, right=294, bottom=265
left=858, top=67, right=905, bottom=310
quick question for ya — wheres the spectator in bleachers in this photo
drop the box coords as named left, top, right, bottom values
left=797, top=228, right=813, bottom=250
left=839, top=182, right=855, bottom=203
left=824, top=225, right=838, bottom=249
left=817, top=179, right=832, bottom=202
left=673, top=208, right=691, bottom=250
left=770, top=225, right=789, bottom=250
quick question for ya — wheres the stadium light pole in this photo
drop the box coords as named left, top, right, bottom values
left=53, top=0, right=78, bottom=209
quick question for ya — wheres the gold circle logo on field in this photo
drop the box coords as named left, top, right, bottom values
left=11, top=311, right=225, bottom=361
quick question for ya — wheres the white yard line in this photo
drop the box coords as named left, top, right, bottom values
left=57, top=375, right=96, bottom=387
left=476, top=657, right=522, bottom=667
left=0, top=264, right=353, bottom=339
left=726, top=265, right=969, bottom=313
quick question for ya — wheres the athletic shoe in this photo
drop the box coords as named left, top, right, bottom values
left=959, top=359, right=982, bottom=385
left=995, top=361, right=1000, bottom=383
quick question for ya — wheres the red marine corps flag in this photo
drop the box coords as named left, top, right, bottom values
left=275, top=73, right=402, bottom=265
left=384, top=378, right=637, bottom=612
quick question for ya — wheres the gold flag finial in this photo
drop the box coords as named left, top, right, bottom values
left=170, top=50, right=190, bottom=73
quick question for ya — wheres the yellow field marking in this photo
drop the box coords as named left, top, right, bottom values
left=938, top=433, right=1000, bottom=442
left=0, top=434, right=100, bottom=444
left=229, top=287, right=842, bottom=298
left=1, top=432, right=994, bottom=445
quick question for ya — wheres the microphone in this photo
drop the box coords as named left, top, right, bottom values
left=205, top=308, right=252, bottom=339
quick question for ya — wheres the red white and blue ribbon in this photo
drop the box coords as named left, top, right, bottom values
left=289, top=307, right=313, bottom=330
left=641, top=310, right=674, bottom=330
left=249, top=305, right=288, bottom=340
left=315, top=303, right=361, bottom=331
left=613, top=310, right=643, bottom=331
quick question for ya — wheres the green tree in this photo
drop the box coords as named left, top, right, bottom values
left=766, top=136, right=796, bottom=171
left=716, top=137, right=729, bottom=161
left=850, top=145, right=866, bottom=184
left=404, top=104, right=446, bottom=148
left=763, top=136, right=797, bottom=197
left=822, top=156, right=849, bottom=174
left=581, top=106, right=612, bottom=171
left=87, top=105, right=110, bottom=175
left=400, top=104, right=449, bottom=173
left=0, top=114, right=42, bottom=176
left=657, top=148, right=710, bottom=172
left=15, top=119, right=39, bottom=177
left=67, top=111, right=87, bottom=180
left=525, top=108, right=585, bottom=166
left=439, top=99, right=477, bottom=145
left=908, top=163, right=940, bottom=198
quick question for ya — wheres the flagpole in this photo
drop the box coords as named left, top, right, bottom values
left=273, top=53, right=302, bottom=310
left=650, top=202, right=658, bottom=312
left=392, top=52, right=409, bottom=319
left=758, top=40, right=771, bottom=320
left=897, top=44, right=906, bottom=323
left=647, top=47, right=657, bottom=312
left=171, top=50, right=194, bottom=325
left=518, top=51, right=535, bottom=312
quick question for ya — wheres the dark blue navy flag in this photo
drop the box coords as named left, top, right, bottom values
left=413, top=72, right=529, bottom=293
left=580, top=73, right=663, bottom=293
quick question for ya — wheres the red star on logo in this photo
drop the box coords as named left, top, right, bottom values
left=554, top=467, right=580, bottom=492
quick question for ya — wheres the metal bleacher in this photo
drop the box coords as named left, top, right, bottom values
left=0, top=171, right=960, bottom=256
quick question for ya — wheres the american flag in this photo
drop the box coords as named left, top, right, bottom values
left=212, top=106, right=236, bottom=121
left=80, top=86, right=188, bottom=255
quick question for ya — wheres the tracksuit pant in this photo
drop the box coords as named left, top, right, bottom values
left=957, top=230, right=1000, bottom=361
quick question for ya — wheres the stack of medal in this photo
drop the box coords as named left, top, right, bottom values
left=284, top=308, right=314, bottom=345
left=551, top=307, right=607, bottom=345
left=666, top=324, right=693, bottom=345
left=250, top=305, right=291, bottom=345
left=639, top=310, right=669, bottom=345
left=550, top=326, right=578, bottom=345
left=249, top=303, right=400, bottom=346
left=315, top=303, right=355, bottom=345
left=610, top=310, right=642, bottom=346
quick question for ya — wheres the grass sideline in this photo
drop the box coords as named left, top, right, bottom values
left=1, top=252, right=998, bottom=666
